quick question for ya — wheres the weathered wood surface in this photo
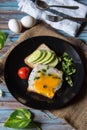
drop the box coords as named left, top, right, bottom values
left=0, top=0, right=87, bottom=129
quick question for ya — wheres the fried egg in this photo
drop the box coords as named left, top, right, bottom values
left=27, top=64, right=63, bottom=99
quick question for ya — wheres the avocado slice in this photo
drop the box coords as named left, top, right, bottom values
left=38, top=50, right=53, bottom=64
left=32, top=50, right=47, bottom=63
left=44, top=52, right=55, bottom=64
left=47, top=57, right=58, bottom=67
left=27, top=50, right=42, bottom=63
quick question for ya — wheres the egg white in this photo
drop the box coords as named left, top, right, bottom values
left=27, top=64, right=63, bottom=98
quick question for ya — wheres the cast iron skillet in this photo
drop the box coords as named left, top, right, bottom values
left=4, top=36, right=84, bottom=110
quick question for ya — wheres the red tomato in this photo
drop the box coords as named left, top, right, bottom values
left=18, top=66, right=30, bottom=80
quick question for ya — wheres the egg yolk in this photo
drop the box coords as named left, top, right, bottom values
left=34, top=72, right=61, bottom=98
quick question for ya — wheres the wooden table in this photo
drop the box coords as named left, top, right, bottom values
left=0, top=0, right=87, bottom=129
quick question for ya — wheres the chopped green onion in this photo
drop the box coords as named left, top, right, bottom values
left=61, top=52, right=76, bottom=87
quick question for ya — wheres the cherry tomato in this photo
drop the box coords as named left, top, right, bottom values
left=18, top=66, right=30, bottom=80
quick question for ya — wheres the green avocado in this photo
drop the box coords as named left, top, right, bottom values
left=44, top=51, right=55, bottom=64
left=27, top=50, right=42, bottom=63
left=37, top=50, right=53, bottom=64
left=32, top=50, right=47, bottom=63
left=28, top=49, right=58, bottom=67
left=47, top=57, right=58, bottom=67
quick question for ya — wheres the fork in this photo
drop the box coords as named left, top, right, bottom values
left=46, top=15, right=87, bottom=23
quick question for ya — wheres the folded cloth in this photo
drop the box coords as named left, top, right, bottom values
left=17, top=0, right=87, bottom=36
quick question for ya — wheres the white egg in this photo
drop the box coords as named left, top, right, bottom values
left=8, top=19, right=22, bottom=33
left=21, top=15, right=36, bottom=28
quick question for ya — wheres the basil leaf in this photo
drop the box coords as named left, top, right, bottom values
left=4, top=108, right=32, bottom=129
left=0, top=30, right=6, bottom=49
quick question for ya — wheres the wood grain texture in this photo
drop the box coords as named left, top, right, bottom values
left=0, top=0, right=87, bottom=130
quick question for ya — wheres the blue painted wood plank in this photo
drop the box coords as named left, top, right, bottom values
left=0, top=82, right=17, bottom=101
left=0, top=0, right=15, bottom=2
left=0, top=83, right=8, bottom=91
left=0, top=94, right=16, bottom=102
left=81, top=0, right=87, bottom=4
left=76, top=0, right=87, bottom=5
left=0, top=2, right=18, bottom=7
left=0, top=102, right=26, bottom=109
left=0, top=7, right=18, bottom=10
left=78, top=33, right=87, bottom=37
left=0, top=13, right=27, bottom=20
left=0, top=0, right=18, bottom=7
left=77, top=37, right=87, bottom=43
left=0, top=10, right=25, bottom=15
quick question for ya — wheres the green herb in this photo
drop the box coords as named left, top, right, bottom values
left=65, top=76, right=73, bottom=87
left=34, top=77, right=40, bottom=80
left=4, top=108, right=41, bottom=130
left=40, top=71, right=45, bottom=75
left=43, top=85, right=47, bottom=88
left=53, top=76, right=59, bottom=79
left=37, top=70, right=41, bottom=73
left=48, top=73, right=52, bottom=76
left=46, top=65, right=50, bottom=70
left=61, top=52, right=76, bottom=87
left=42, top=69, right=46, bottom=72
left=0, top=30, right=6, bottom=49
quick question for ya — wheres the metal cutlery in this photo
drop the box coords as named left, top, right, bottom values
left=35, top=0, right=79, bottom=10
left=46, top=15, right=87, bottom=23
